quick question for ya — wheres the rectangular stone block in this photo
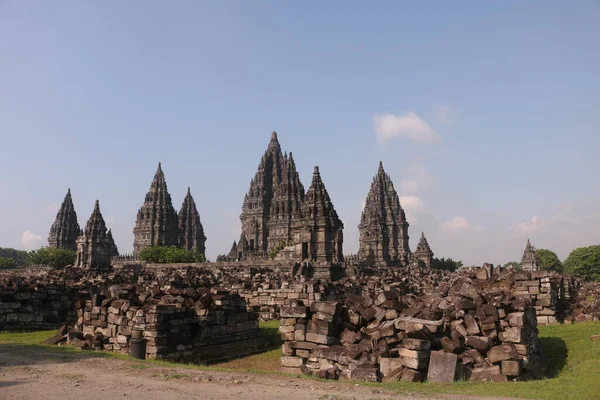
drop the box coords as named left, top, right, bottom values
left=427, top=350, right=458, bottom=383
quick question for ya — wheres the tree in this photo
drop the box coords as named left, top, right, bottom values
left=503, top=261, right=522, bottom=270
left=27, top=247, right=76, bottom=269
left=0, top=247, right=30, bottom=267
left=431, top=258, right=463, bottom=272
left=535, top=249, right=563, bottom=273
left=139, top=246, right=205, bottom=264
left=564, top=245, right=600, bottom=281
left=0, top=257, right=17, bottom=269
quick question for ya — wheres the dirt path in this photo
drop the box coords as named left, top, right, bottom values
left=0, top=345, right=519, bottom=400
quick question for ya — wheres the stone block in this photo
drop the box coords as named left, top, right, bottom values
left=501, top=360, right=521, bottom=376
left=427, top=350, right=458, bottom=383
left=470, top=366, right=508, bottom=382
left=281, top=356, right=304, bottom=368
left=487, top=344, right=518, bottom=363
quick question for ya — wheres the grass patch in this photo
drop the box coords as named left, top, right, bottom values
left=3, top=320, right=599, bottom=399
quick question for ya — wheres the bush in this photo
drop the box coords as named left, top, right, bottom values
left=268, top=242, right=286, bottom=260
left=503, top=261, right=522, bottom=270
left=139, top=246, right=205, bottom=263
left=564, top=245, right=600, bottom=281
left=431, top=257, right=462, bottom=272
left=535, top=249, right=563, bottom=273
left=27, top=247, right=76, bottom=269
left=0, top=257, right=17, bottom=269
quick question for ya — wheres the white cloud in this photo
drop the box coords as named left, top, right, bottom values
left=373, top=112, right=440, bottom=144
left=400, top=164, right=433, bottom=193
left=360, top=200, right=366, bottom=212
left=514, top=216, right=546, bottom=233
left=441, top=216, right=470, bottom=231
left=433, top=105, right=457, bottom=125
left=21, top=231, right=42, bottom=249
left=47, top=204, right=59, bottom=214
left=399, top=196, right=425, bottom=223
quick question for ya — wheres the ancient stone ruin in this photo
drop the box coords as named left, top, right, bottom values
left=358, top=162, right=410, bottom=266
left=521, top=239, right=540, bottom=271
left=48, top=188, right=80, bottom=251
left=412, top=233, right=434, bottom=268
left=75, top=200, right=118, bottom=269
left=132, top=162, right=206, bottom=256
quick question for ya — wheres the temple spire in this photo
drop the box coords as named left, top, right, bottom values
left=178, top=188, right=206, bottom=254
left=48, top=188, right=80, bottom=250
left=358, top=162, right=410, bottom=266
left=75, top=200, right=118, bottom=269
left=133, top=163, right=179, bottom=254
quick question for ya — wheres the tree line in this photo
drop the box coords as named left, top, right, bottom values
left=0, top=247, right=76, bottom=269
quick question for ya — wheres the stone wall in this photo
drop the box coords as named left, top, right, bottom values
left=0, top=279, right=89, bottom=330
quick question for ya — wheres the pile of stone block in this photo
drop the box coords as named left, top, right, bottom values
left=52, top=286, right=269, bottom=362
left=279, top=273, right=547, bottom=383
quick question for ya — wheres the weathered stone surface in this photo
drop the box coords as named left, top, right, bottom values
left=427, top=351, right=458, bottom=383
left=178, top=188, right=206, bottom=254
left=48, top=188, right=80, bottom=250
left=470, top=366, right=508, bottom=382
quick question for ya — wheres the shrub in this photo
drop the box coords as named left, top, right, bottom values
left=27, top=247, right=76, bottom=269
left=139, top=246, right=205, bottom=263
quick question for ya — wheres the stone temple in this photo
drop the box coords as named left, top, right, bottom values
left=75, top=200, right=119, bottom=269
left=521, top=239, right=540, bottom=271
left=132, top=162, right=206, bottom=256
left=48, top=188, right=80, bottom=250
left=231, top=132, right=343, bottom=263
left=358, top=162, right=410, bottom=266
left=412, top=232, right=434, bottom=268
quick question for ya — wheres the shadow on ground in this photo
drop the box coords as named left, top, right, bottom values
left=540, top=336, right=568, bottom=378
left=0, top=344, right=112, bottom=369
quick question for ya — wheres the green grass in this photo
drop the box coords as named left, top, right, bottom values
left=2, top=321, right=600, bottom=399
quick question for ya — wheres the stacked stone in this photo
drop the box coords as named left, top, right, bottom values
left=279, top=276, right=547, bottom=383
left=240, top=282, right=325, bottom=320
left=68, top=286, right=268, bottom=362
left=470, top=268, right=561, bottom=325
left=0, top=280, right=85, bottom=330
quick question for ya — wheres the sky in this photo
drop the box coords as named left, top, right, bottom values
left=1, top=1, right=599, bottom=265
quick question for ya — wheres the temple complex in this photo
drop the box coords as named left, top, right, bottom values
left=48, top=189, right=80, bottom=250
left=75, top=200, right=118, bottom=269
left=236, top=132, right=305, bottom=259
left=412, top=232, right=434, bottom=268
left=178, top=187, right=206, bottom=253
left=521, top=239, right=540, bottom=271
left=133, top=163, right=180, bottom=254
left=358, top=162, right=410, bottom=266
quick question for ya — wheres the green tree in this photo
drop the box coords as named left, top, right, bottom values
left=503, top=261, right=522, bottom=270
left=139, top=246, right=205, bottom=263
left=564, top=245, right=600, bottom=281
left=0, top=247, right=30, bottom=266
left=535, top=249, right=563, bottom=273
left=27, top=247, right=76, bottom=269
left=431, top=257, right=463, bottom=272
left=0, top=257, right=17, bottom=269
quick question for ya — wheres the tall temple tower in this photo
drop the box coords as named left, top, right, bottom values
left=412, top=232, right=434, bottom=268
left=521, top=239, right=540, bottom=271
left=76, top=200, right=118, bottom=269
left=178, top=187, right=206, bottom=254
left=48, top=188, right=80, bottom=250
left=358, top=162, right=410, bottom=265
left=291, top=166, right=344, bottom=263
left=133, top=163, right=179, bottom=255
left=238, top=132, right=305, bottom=258
left=268, top=152, right=305, bottom=249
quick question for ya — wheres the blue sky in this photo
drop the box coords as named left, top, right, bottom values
left=1, top=1, right=599, bottom=265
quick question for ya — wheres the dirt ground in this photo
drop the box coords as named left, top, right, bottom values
left=0, top=345, right=521, bottom=400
